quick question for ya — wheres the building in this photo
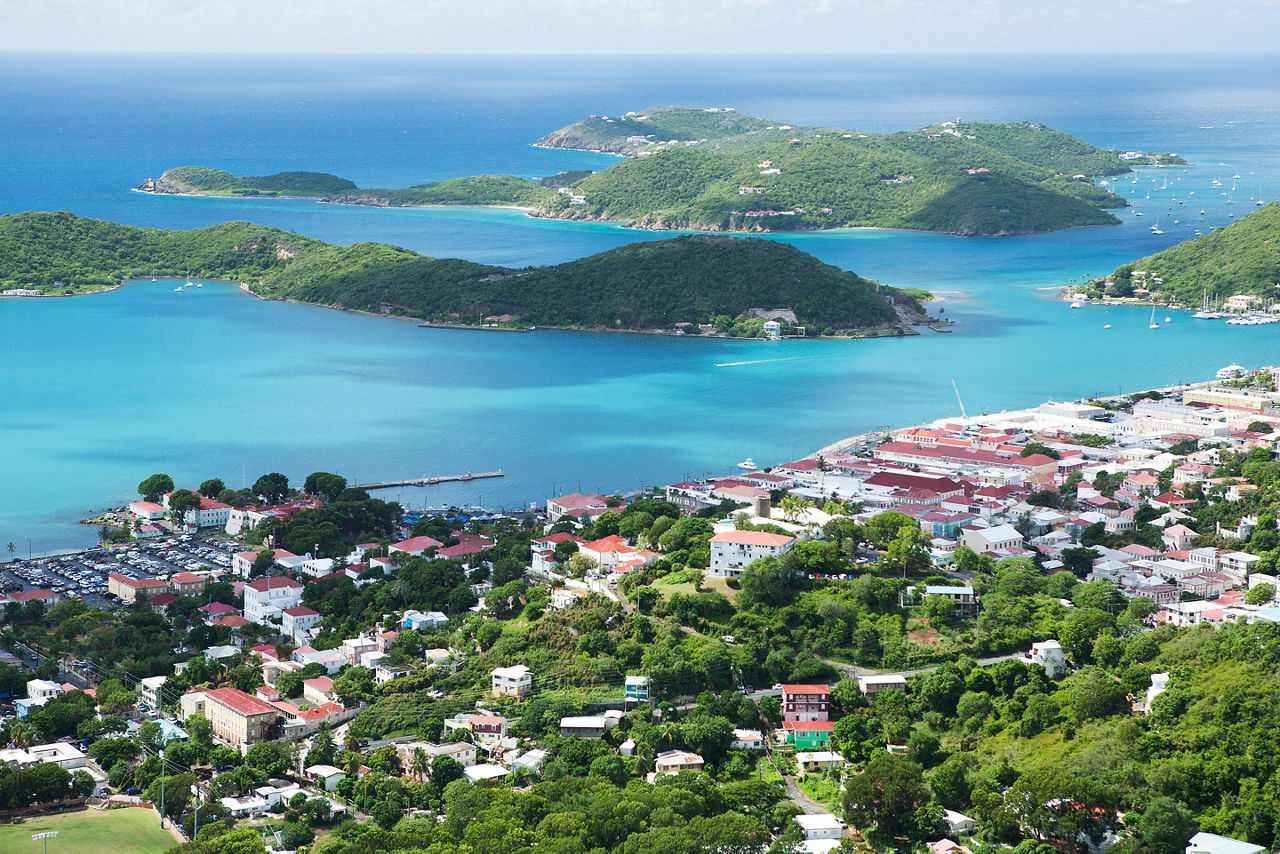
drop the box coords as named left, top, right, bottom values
left=794, top=813, right=843, bottom=852
left=389, top=536, right=444, bottom=558
left=781, top=684, right=830, bottom=722
left=107, top=573, right=168, bottom=604
left=924, top=585, right=978, bottom=617
left=858, top=674, right=907, bottom=696
left=128, top=501, right=168, bottom=521
left=795, top=751, right=844, bottom=776
left=281, top=605, right=321, bottom=640
left=1186, top=833, right=1265, bottom=854
left=1021, top=639, right=1069, bottom=678
left=625, top=675, right=649, bottom=703
left=306, top=764, right=346, bottom=792
left=708, top=530, right=795, bottom=578
left=167, top=571, right=206, bottom=597
left=653, top=750, right=704, bottom=776
left=163, top=492, right=233, bottom=528
left=960, top=524, right=1023, bottom=554
left=560, top=715, right=609, bottom=738
left=139, top=675, right=169, bottom=710
left=491, top=664, right=533, bottom=698
left=26, top=679, right=63, bottom=701
left=243, top=576, right=304, bottom=624
left=400, top=609, right=448, bottom=631
left=782, top=720, right=836, bottom=750
left=199, top=687, right=280, bottom=748
left=546, top=493, right=610, bottom=523
left=731, top=728, right=766, bottom=750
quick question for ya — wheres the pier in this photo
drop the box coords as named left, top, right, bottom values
left=353, top=470, right=504, bottom=490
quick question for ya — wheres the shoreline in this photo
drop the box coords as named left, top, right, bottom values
left=133, top=183, right=1115, bottom=239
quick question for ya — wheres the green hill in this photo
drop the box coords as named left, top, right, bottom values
left=1099, top=203, right=1280, bottom=304
left=0, top=212, right=924, bottom=335
left=137, top=107, right=1184, bottom=238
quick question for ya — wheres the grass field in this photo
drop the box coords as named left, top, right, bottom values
left=652, top=573, right=739, bottom=604
left=0, top=807, right=177, bottom=854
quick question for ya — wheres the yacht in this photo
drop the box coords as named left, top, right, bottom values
left=737, top=458, right=757, bottom=470
left=1149, top=307, right=1159, bottom=329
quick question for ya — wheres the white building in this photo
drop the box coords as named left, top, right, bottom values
left=491, top=664, right=533, bottom=698
left=281, top=605, right=322, bottom=640
left=243, top=576, right=304, bottom=624
left=960, top=524, right=1022, bottom=553
left=1186, top=833, right=1265, bottom=854
left=708, top=530, right=795, bottom=577
left=1021, top=639, right=1069, bottom=678
left=794, top=813, right=843, bottom=853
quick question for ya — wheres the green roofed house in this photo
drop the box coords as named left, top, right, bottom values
left=782, top=719, right=836, bottom=750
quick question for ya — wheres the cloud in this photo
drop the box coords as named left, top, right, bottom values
left=2, top=0, right=1278, bottom=53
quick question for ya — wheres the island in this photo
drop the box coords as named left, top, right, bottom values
left=1068, top=202, right=1280, bottom=311
left=0, top=212, right=934, bottom=338
left=135, top=106, right=1186, bottom=237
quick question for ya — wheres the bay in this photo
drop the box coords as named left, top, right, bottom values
left=2, top=53, right=1279, bottom=553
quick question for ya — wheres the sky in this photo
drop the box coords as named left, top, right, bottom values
left=2, top=0, right=1278, bottom=55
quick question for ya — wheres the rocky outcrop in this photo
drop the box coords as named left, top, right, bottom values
left=135, top=176, right=190, bottom=195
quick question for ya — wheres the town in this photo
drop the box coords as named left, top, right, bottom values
left=4, top=365, right=1280, bottom=854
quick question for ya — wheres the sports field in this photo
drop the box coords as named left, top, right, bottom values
left=0, top=807, right=178, bottom=853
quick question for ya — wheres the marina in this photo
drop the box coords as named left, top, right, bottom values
left=352, top=470, right=505, bottom=490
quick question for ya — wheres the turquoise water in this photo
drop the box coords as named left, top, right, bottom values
left=2, top=54, right=1279, bottom=551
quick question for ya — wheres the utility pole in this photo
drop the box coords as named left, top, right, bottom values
left=191, top=782, right=200, bottom=840
left=159, top=748, right=166, bottom=828
left=32, top=831, right=57, bottom=854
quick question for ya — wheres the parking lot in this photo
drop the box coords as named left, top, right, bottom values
left=2, top=533, right=240, bottom=608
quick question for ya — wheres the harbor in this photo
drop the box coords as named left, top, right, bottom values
left=352, top=470, right=504, bottom=490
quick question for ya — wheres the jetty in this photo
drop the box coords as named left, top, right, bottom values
left=354, top=470, right=504, bottom=490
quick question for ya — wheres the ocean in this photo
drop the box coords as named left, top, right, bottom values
left=2, top=53, right=1279, bottom=552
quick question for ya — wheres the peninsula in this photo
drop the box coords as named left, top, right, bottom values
left=0, top=212, right=931, bottom=337
left=1068, top=202, right=1280, bottom=309
left=135, top=107, right=1185, bottom=238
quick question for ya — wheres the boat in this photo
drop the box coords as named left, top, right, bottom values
left=1217, top=363, right=1247, bottom=379
left=195, top=283, right=202, bottom=288
left=1165, top=316, right=1172, bottom=323
left=1103, top=324, right=1112, bottom=329
left=1070, top=302, right=1082, bottom=309
left=1149, top=306, right=1159, bottom=329
left=737, top=458, right=757, bottom=470
left=174, top=287, right=183, bottom=293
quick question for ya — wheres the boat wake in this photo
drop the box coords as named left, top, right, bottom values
left=715, top=357, right=803, bottom=368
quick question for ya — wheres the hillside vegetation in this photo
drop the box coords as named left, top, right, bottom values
left=0, top=212, right=922, bottom=334
left=1097, top=203, right=1280, bottom=303
left=137, top=107, right=1186, bottom=237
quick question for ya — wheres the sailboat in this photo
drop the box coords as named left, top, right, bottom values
left=1150, top=217, right=1164, bottom=235
left=184, top=271, right=195, bottom=288
left=1149, top=307, right=1160, bottom=329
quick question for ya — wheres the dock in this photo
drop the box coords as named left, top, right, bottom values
left=353, top=471, right=504, bottom=490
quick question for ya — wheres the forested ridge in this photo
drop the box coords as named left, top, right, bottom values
left=0, top=212, right=921, bottom=334
left=1096, top=203, right=1280, bottom=303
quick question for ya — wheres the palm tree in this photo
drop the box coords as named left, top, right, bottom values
left=6, top=542, right=14, bottom=562
left=343, top=730, right=362, bottom=755
left=657, top=722, right=680, bottom=750
left=777, top=494, right=809, bottom=523
left=411, top=746, right=430, bottom=783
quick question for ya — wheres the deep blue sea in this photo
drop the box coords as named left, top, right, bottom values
left=3, top=53, right=1279, bottom=552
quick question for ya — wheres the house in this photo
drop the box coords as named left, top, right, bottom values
left=560, top=715, right=614, bottom=738
left=781, top=684, right=830, bottom=722
left=782, top=720, right=836, bottom=750
left=546, top=493, right=610, bottom=523
left=306, top=764, right=346, bottom=792
left=929, top=840, right=975, bottom=854
left=731, top=728, right=766, bottom=750
left=464, top=764, right=510, bottom=783
left=1144, top=672, right=1170, bottom=713
left=128, top=500, right=168, bottom=521
left=139, top=675, right=169, bottom=710
left=625, top=675, right=649, bottom=703
left=281, top=605, right=321, bottom=640
left=197, top=687, right=280, bottom=748
left=491, top=664, right=533, bottom=697
left=1021, top=639, right=1069, bottom=678
left=303, top=676, right=335, bottom=706
left=147, top=592, right=178, bottom=615
left=163, top=492, right=232, bottom=528
left=708, top=530, right=795, bottom=578
left=26, top=679, right=63, bottom=701
left=960, top=524, right=1023, bottom=553
left=168, top=571, right=206, bottom=597
left=1186, top=833, right=1265, bottom=854
left=423, top=741, right=477, bottom=768
left=27, top=741, right=87, bottom=770
left=943, top=809, right=978, bottom=836
left=924, top=585, right=978, bottom=617
left=653, top=750, right=704, bottom=776
left=857, top=674, right=906, bottom=696
left=470, top=714, right=508, bottom=745
left=794, top=813, right=844, bottom=853
left=550, top=588, right=584, bottom=610
left=374, top=662, right=415, bottom=684
left=243, top=576, right=304, bottom=624
left=400, top=609, right=449, bottom=631
left=389, top=536, right=444, bottom=558
left=795, top=751, right=844, bottom=776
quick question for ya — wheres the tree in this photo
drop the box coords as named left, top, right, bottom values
left=147, top=772, right=197, bottom=819
left=842, top=753, right=933, bottom=843
left=168, top=489, right=201, bottom=524
left=1246, top=583, right=1275, bottom=605
left=245, top=741, right=295, bottom=778
left=881, top=524, right=931, bottom=578
left=199, top=478, right=226, bottom=498
left=253, top=472, right=289, bottom=503
left=251, top=550, right=276, bottom=576
left=304, top=472, right=348, bottom=502
left=1140, top=797, right=1198, bottom=854
left=138, top=472, right=174, bottom=502
left=309, top=727, right=337, bottom=767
